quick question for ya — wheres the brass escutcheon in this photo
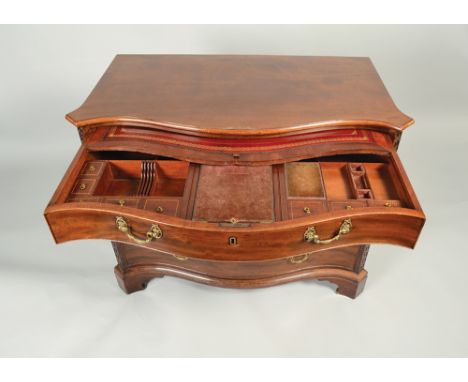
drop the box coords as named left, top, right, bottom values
left=79, top=183, right=87, bottom=190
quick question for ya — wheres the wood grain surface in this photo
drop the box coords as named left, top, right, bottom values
left=67, top=55, right=413, bottom=136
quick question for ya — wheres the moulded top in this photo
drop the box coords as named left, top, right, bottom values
left=66, top=55, right=413, bottom=137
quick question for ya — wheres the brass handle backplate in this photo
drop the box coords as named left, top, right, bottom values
left=304, top=218, right=352, bottom=245
left=115, top=216, right=163, bottom=244
left=289, top=253, right=310, bottom=264
left=173, top=254, right=188, bottom=261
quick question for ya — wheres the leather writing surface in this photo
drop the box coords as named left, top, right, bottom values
left=192, top=165, right=274, bottom=222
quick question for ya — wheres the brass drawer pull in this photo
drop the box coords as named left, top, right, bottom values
left=289, top=253, right=309, bottom=264
left=304, top=218, right=352, bottom=245
left=115, top=216, right=163, bottom=244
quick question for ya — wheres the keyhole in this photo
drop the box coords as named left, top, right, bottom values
left=228, top=236, right=237, bottom=246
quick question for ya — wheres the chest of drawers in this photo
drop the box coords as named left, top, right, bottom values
left=45, top=55, right=425, bottom=298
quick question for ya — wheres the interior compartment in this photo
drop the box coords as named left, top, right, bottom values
left=285, top=163, right=325, bottom=198
left=94, top=161, right=141, bottom=196
left=320, top=163, right=355, bottom=200
left=153, top=161, right=189, bottom=197
left=364, top=163, right=400, bottom=200
left=92, top=160, right=189, bottom=197
left=284, top=156, right=409, bottom=218
left=62, top=150, right=409, bottom=222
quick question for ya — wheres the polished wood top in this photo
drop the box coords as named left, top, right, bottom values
left=67, top=55, right=413, bottom=137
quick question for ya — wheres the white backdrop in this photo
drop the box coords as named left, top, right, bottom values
left=0, top=25, right=467, bottom=356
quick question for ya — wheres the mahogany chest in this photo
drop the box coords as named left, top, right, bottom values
left=45, top=55, right=425, bottom=298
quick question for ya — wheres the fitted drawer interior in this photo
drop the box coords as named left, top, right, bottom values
left=91, top=160, right=189, bottom=197
left=283, top=154, right=411, bottom=219
left=52, top=150, right=418, bottom=223
left=64, top=152, right=190, bottom=216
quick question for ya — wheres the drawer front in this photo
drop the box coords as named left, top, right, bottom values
left=71, top=178, right=96, bottom=195
left=143, top=198, right=180, bottom=216
left=288, top=200, right=327, bottom=219
left=328, top=201, right=368, bottom=211
left=104, top=198, right=139, bottom=208
left=367, top=200, right=403, bottom=208
left=117, top=242, right=367, bottom=275
left=45, top=203, right=424, bottom=261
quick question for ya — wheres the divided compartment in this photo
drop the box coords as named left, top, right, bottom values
left=346, top=163, right=374, bottom=200
left=68, top=157, right=190, bottom=203
left=93, top=160, right=189, bottom=197
left=285, top=156, right=408, bottom=219
left=319, top=160, right=402, bottom=205
left=363, top=163, right=400, bottom=200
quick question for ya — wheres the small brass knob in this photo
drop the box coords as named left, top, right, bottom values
left=156, top=206, right=164, bottom=213
left=303, top=207, right=311, bottom=214
left=345, top=205, right=352, bottom=210
left=118, top=199, right=125, bottom=206
left=79, top=183, right=87, bottom=190
left=384, top=202, right=391, bottom=207
left=89, top=165, right=95, bottom=171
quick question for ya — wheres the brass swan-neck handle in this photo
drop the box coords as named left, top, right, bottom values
left=304, top=218, right=352, bottom=245
left=115, top=216, right=163, bottom=244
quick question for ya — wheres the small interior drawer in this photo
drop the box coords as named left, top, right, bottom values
left=367, top=200, right=403, bottom=208
left=328, top=201, right=368, bottom=211
left=71, top=178, right=97, bottom=195
left=143, top=198, right=180, bottom=216
left=80, top=161, right=105, bottom=176
left=103, top=198, right=139, bottom=208
left=289, top=200, right=327, bottom=219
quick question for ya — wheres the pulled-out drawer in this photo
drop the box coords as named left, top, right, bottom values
left=44, top=146, right=425, bottom=261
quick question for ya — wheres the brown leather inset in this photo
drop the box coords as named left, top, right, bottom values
left=192, top=165, right=274, bottom=223
left=285, top=163, right=324, bottom=197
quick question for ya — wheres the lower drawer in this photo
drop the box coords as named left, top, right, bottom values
left=117, top=242, right=369, bottom=275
